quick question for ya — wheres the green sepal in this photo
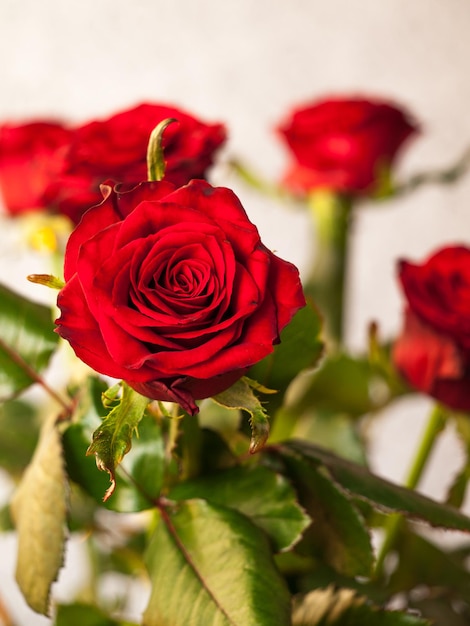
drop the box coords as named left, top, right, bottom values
left=212, top=376, right=270, bottom=453
left=27, top=274, right=65, bottom=290
left=146, top=118, right=177, bottom=181
left=86, top=382, right=149, bottom=502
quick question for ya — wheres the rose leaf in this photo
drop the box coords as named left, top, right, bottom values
left=248, top=301, right=324, bottom=414
left=292, top=586, right=430, bottom=626
left=283, top=455, right=374, bottom=577
left=143, top=499, right=291, bottom=626
left=10, top=415, right=68, bottom=615
left=212, top=377, right=270, bottom=453
left=169, top=464, right=311, bottom=552
left=280, top=440, right=470, bottom=532
left=0, top=283, right=59, bottom=400
left=86, top=382, right=149, bottom=501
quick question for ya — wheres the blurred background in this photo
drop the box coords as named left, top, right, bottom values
left=1, top=0, right=469, bottom=623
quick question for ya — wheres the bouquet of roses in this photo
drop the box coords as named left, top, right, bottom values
left=0, top=96, right=470, bottom=626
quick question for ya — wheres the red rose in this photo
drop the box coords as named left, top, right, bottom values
left=277, top=96, right=418, bottom=195
left=0, top=121, right=71, bottom=215
left=55, top=179, right=305, bottom=415
left=46, top=103, right=227, bottom=223
left=393, top=246, right=470, bottom=411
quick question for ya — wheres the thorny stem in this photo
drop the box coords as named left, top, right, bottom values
left=373, top=404, right=447, bottom=578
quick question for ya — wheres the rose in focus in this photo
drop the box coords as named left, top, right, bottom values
left=0, top=104, right=226, bottom=223
left=277, top=96, right=418, bottom=196
left=55, top=179, right=305, bottom=415
left=393, top=245, right=470, bottom=411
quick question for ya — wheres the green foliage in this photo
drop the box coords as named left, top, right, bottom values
left=0, top=283, right=59, bottom=400
left=54, top=603, right=125, bottom=626
left=212, top=376, right=271, bottom=453
left=285, top=455, right=374, bottom=577
left=248, top=302, right=324, bottom=413
left=63, top=377, right=165, bottom=511
left=282, top=440, right=470, bottom=533
left=144, top=499, right=292, bottom=626
left=290, top=353, right=388, bottom=418
left=86, top=382, right=150, bottom=501
left=0, top=398, right=40, bottom=474
left=170, top=464, right=311, bottom=552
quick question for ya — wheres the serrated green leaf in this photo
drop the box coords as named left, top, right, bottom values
left=86, top=383, right=149, bottom=502
left=281, top=440, right=470, bottom=532
left=285, top=456, right=374, bottom=577
left=170, top=465, right=311, bottom=552
left=212, top=377, right=270, bottom=453
left=10, top=416, right=68, bottom=615
left=0, top=283, right=59, bottom=400
left=248, top=302, right=323, bottom=408
left=292, top=586, right=430, bottom=626
left=64, top=378, right=163, bottom=510
left=144, top=499, right=291, bottom=626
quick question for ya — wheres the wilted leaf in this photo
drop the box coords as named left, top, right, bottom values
left=144, top=499, right=291, bottom=626
left=292, top=586, right=429, bottom=625
left=0, top=283, right=59, bottom=400
left=212, top=377, right=270, bottom=453
left=170, top=464, right=311, bottom=552
left=86, top=383, right=149, bottom=501
left=10, top=416, right=68, bottom=615
left=281, top=440, right=470, bottom=532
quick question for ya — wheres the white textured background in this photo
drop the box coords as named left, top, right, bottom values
left=1, top=0, right=470, bottom=623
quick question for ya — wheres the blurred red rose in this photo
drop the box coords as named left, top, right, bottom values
left=0, top=121, right=71, bottom=215
left=277, top=96, right=418, bottom=196
left=47, top=103, right=226, bottom=223
left=0, top=104, right=226, bottom=224
left=55, top=179, right=305, bottom=415
left=393, top=245, right=470, bottom=411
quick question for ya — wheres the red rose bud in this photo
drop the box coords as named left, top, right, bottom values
left=55, top=180, right=305, bottom=415
left=0, top=121, right=71, bottom=215
left=393, top=245, right=470, bottom=411
left=277, top=96, right=418, bottom=196
left=46, top=103, right=227, bottom=223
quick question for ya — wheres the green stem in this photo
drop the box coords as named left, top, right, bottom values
left=304, top=192, right=352, bottom=346
left=374, top=404, right=447, bottom=578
